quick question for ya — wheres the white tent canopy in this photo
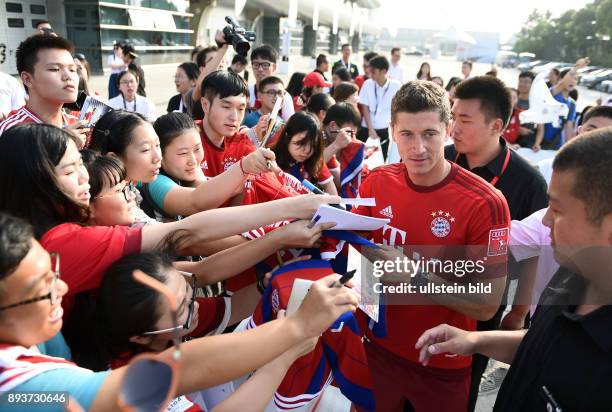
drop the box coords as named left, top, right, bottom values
left=432, top=26, right=476, bottom=45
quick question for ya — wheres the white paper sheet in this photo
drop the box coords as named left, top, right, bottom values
left=340, top=197, right=376, bottom=207
left=310, top=204, right=389, bottom=231
left=347, top=245, right=379, bottom=322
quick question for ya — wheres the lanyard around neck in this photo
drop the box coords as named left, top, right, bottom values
left=455, top=148, right=511, bottom=187
left=373, top=81, right=389, bottom=117
left=123, top=95, right=136, bottom=113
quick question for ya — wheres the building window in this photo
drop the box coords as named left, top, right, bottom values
left=8, top=18, right=25, bottom=27
left=6, top=3, right=23, bottom=13
left=30, top=4, right=46, bottom=14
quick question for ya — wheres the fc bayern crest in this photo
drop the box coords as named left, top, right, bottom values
left=430, top=210, right=455, bottom=238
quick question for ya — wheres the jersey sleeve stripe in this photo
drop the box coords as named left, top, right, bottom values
left=454, top=172, right=505, bottom=225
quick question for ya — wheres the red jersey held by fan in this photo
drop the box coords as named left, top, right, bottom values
left=0, top=106, right=78, bottom=135
left=196, top=121, right=256, bottom=178
left=351, top=162, right=510, bottom=369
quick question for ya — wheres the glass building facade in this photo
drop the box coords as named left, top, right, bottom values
left=64, top=0, right=193, bottom=72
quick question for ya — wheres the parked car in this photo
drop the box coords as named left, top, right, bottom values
left=577, top=66, right=601, bottom=75
left=595, top=79, right=612, bottom=93
left=517, top=59, right=544, bottom=71
left=581, top=69, right=612, bottom=89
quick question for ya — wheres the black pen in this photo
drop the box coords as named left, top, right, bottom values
left=307, top=214, right=321, bottom=229
left=333, top=269, right=357, bottom=287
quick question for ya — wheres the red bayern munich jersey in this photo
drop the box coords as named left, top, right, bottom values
left=0, top=106, right=78, bottom=135
left=352, top=161, right=510, bottom=369
left=197, top=122, right=256, bottom=178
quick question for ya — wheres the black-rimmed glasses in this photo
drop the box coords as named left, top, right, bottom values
left=0, top=253, right=60, bottom=312
left=263, top=89, right=285, bottom=98
left=141, top=272, right=196, bottom=336
left=96, top=182, right=137, bottom=203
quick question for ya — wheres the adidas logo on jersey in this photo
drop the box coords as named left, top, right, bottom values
left=379, top=205, right=394, bottom=218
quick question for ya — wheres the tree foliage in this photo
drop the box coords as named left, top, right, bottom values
left=514, top=0, right=612, bottom=66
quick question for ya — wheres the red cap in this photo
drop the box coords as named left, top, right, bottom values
left=303, top=71, right=332, bottom=88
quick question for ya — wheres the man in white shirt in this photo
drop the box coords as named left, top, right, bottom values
left=0, top=72, right=26, bottom=120
left=107, top=43, right=126, bottom=99
left=505, top=104, right=612, bottom=328
left=388, top=47, right=404, bottom=83
left=357, top=55, right=402, bottom=160
left=248, top=45, right=294, bottom=122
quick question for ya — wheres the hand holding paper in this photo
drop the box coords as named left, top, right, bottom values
left=310, top=204, right=389, bottom=231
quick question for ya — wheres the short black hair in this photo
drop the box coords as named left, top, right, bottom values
left=231, top=54, right=247, bottom=65
left=323, top=102, right=361, bottom=127
left=332, top=67, right=351, bottom=81
left=391, top=47, right=401, bottom=54
left=391, top=80, right=450, bottom=125
left=316, top=54, right=328, bottom=67
left=196, top=45, right=218, bottom=68
left=191, top=45, right=203, bottom=60
left=462, top=60, right=473, bottom=68
left=153, top=112, right=197, bottom=153
left=551, top=68, right=561, bottom=77
left=35, top=20, right=51, bottom=29
left=582, top=105, right=612, bottom=124
left=363, top=52, right=378, bottom=62
left=306, top=93, right=335, bottom=115
left=369, top=55, right=389, bottom=71
left=82, top=151, right=126, bottom=200
left=445, top=77, right=462, bottom=92
left=116, top=69, right=139, bottom=87
left=569, top=88, right=578, bottom=101
left=178, top=62, right=199, bottom=81
left=332, top=82, right=358, bottom=102
left=250, top=45, right=278, bottom=64
left=454, top=76, right=512, bottom=128
left=16, top=35, right=74, bottom=75
left=258, top=76, right=283, bottom=92
left=341, top=44, right=351, bottom=50
left=201, top=70, right=249, bottom=103
left=121, top=44, right=137, bottom=59
left=553, top=127, right=612, bottom=225
left=519, top=71, right=535, bottom=81
left=0, top=213, right=34, bottom=282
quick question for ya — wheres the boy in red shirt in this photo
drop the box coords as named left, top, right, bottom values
left=0, top=35, right=85, bottom=145
left=351, top=80, right=510, bottom=411
left=196, top=70, right=268, bottom=178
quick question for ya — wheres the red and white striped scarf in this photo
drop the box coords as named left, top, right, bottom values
left=0, top=343, right=92, bottom=392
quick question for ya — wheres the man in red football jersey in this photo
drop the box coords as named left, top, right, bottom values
left=351, top=80, right=510, bottom=411
left=197, top=69, right=270, bottom=180
left=0, top=35, right=86, bottom=146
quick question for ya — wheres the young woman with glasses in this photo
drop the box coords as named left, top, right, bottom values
left=107, top=70, right=156, bottom=121
left=272, top=111, right=338, bottom=196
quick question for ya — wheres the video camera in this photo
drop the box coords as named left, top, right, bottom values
left=222, top=16, right=256, bottom=57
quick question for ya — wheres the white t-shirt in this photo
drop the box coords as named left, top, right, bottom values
left=509, top=208, right=559, bottom=316
left=107, top=94, right=156, bottom=121
left=248, top=83, right=294, bottom=122
left=388, top=63, right=404, bottom=83
left=0, top=73, right=26, bottom=116
left=107, top=54, right=125, bottom=74
left=358, top=78, right=402, bottom=130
